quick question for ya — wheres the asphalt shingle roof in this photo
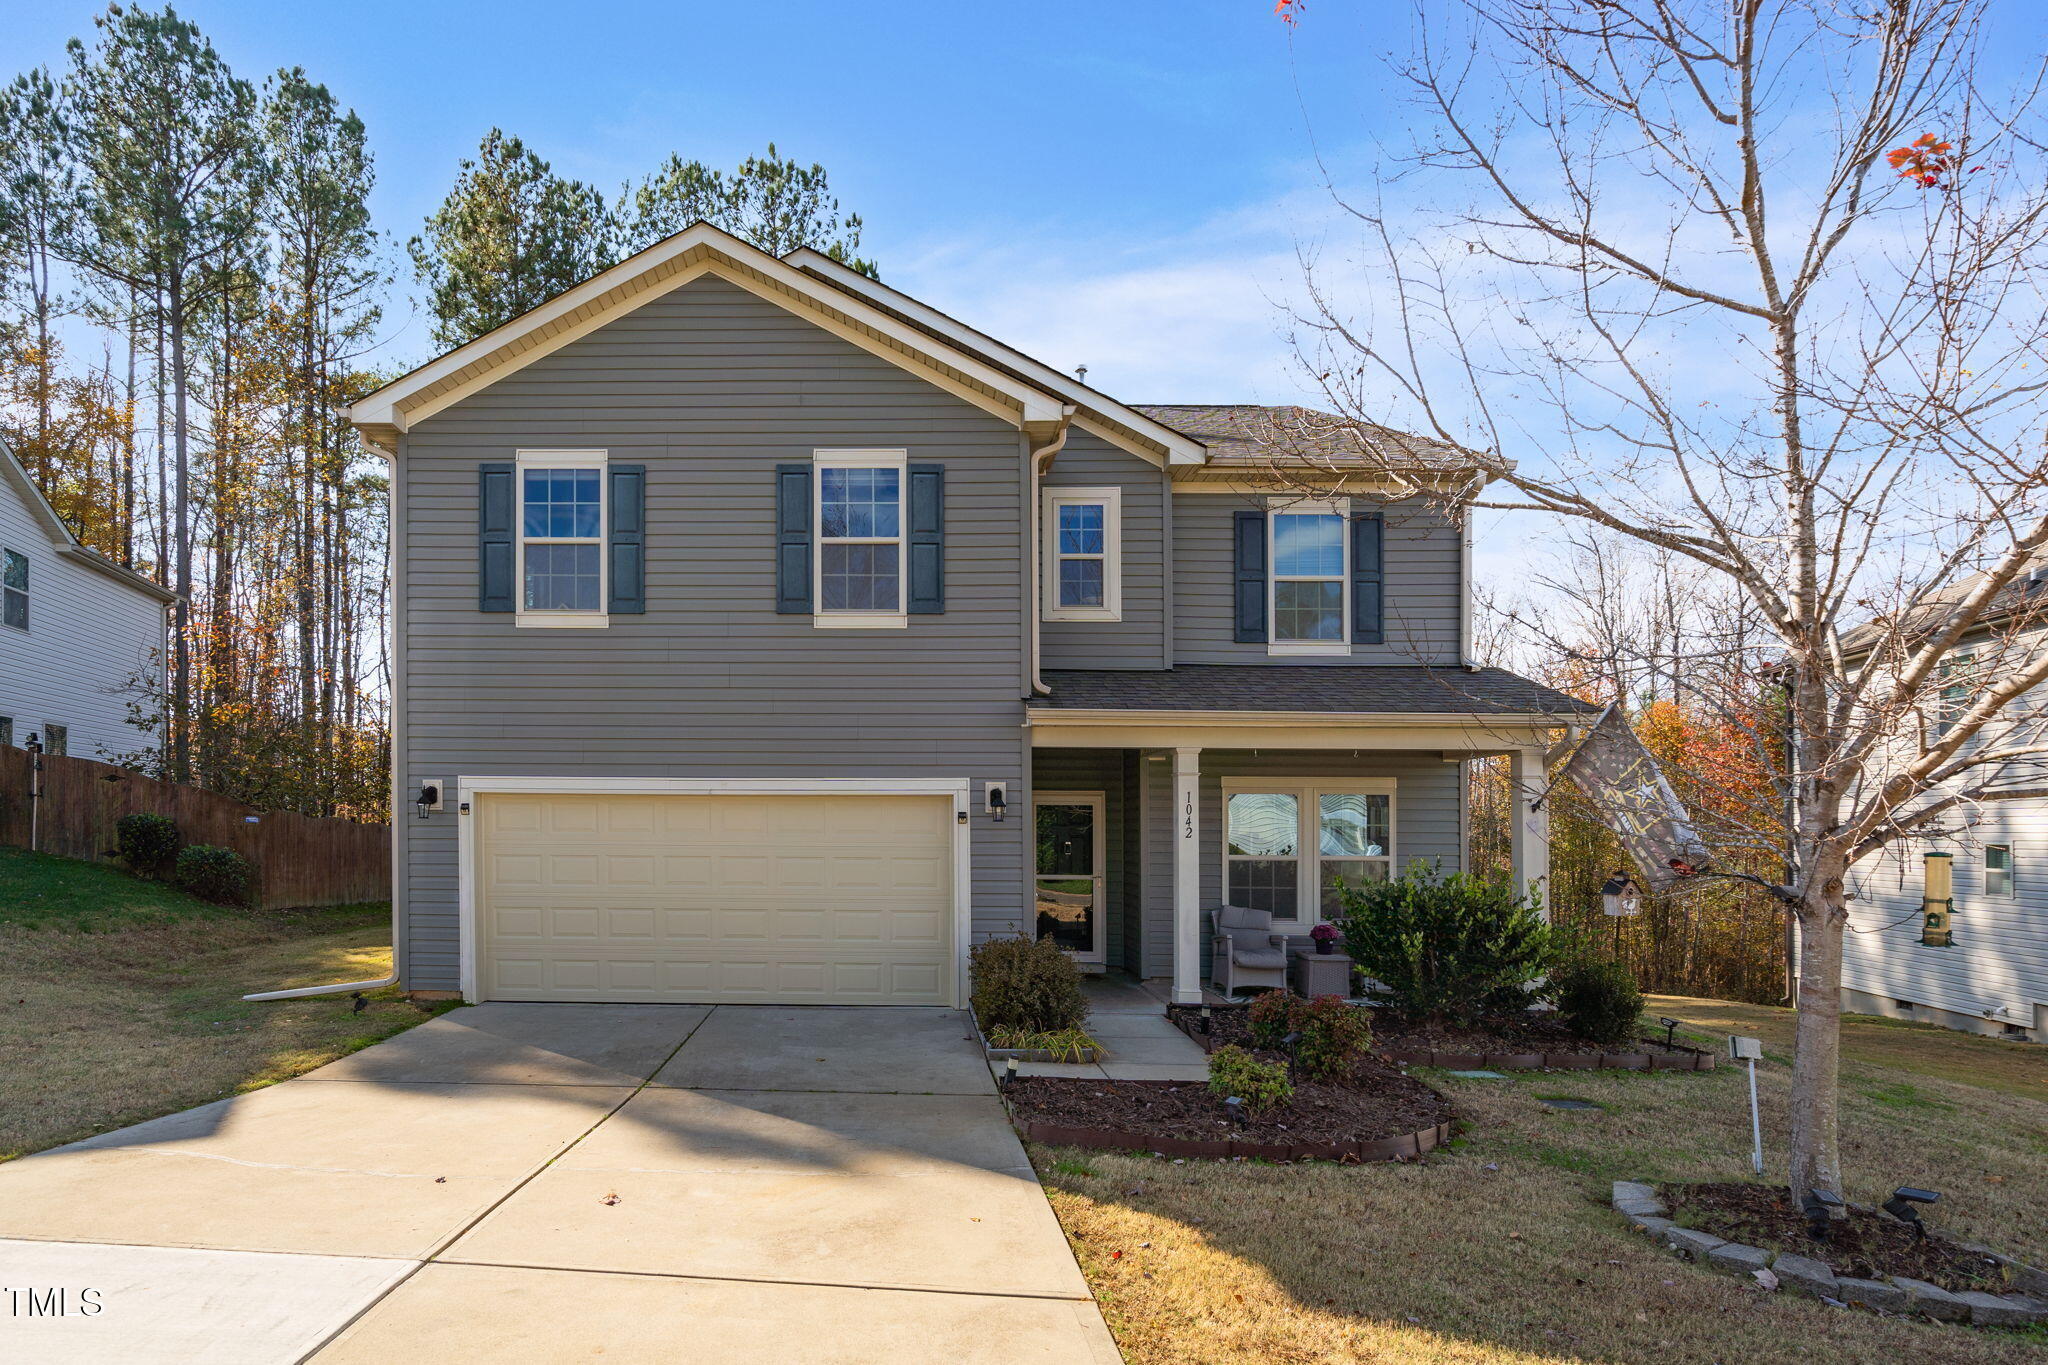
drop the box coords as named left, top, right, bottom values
left=1131, top=404, right=1497, bottom=474
left=1037, top=666, right=1591, bottom=716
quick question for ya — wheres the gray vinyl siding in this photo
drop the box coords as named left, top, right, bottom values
left=1844, top=819, right=2048, bottom=1032
left=1041, top=432, right=1167, bottom=670
left=1030, top=747, right=1131, bottom=971
left=395, top=276, right=1030, bottom=992
left=1172, top=492, right=1464, bottom=666
left=1138, top=751, right=1465, bottom=981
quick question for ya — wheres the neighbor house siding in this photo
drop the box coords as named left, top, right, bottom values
left=0, top=483, right=163, bottom=763
left=394, top=275, right=1031, bottom=992
left=1171, top=491, right=1463, bottom=666
left=1844, top=821, right=2048, bottom=1037
left=1040, top=432, right=1168, bottom=670
left=1138, top=751, right=1465, bottom=981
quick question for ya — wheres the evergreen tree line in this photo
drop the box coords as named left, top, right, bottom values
left=0, top=4, right=872, bottom=819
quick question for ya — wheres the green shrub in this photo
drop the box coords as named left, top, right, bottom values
left=970, top=934, right=1087, bottom=1035
left=1333, top=862, right=1558, bottom=1026
left=1554, top=955, right=1646, bottom=1045
left=1207, top=1045, right=1294, bottom=1115
left=1243, top=992, right=1373, bottom=1080
left=115, top=812, right=182, bottom=877
left=985, top=1025, right=1101, bottom=1062
left=173, top=844, right=255, bottom=907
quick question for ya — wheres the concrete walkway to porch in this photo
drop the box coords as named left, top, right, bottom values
left=1010, top=975, right=1212, bottom=1081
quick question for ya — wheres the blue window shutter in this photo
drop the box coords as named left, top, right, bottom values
left=1232, top=509, right=1267, bottom=643
left=775, top=463, right=813, bottom=614
left=608, top=464, right=646, bottom=615
left=1353, top=507, right=1384, bottom=645
left=478, top=462, right=514, bottom=613
left=907, top=463, right=945, bottom=615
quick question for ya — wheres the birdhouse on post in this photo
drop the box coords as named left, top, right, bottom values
left=1921, top=851, right=1955, bottom=947
left=1601, top=872, right=1643, bottom=918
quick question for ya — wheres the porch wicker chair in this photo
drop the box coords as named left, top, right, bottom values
left=1209, top=904, right=1290, bottom=997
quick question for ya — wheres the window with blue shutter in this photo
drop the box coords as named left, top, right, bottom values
left=1352, top=507, right=1383, bottom=645
left=907, top=463, right=945, bottom=614
left=1232, top=509, right=1267, bottom=643
left=478, top=463, right=515, bottom=612
left=775, top=463, right=813, bottom=613
left=608, top=464, right=646, bottom=614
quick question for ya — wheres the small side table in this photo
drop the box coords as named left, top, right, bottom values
left=1290, top=949, right=1353, bottom=999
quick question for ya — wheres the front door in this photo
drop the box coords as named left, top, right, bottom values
left=1033, top=791, right=1104, bottom=965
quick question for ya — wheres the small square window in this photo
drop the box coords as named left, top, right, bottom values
left=1986, top=845, right=2014, bottom=897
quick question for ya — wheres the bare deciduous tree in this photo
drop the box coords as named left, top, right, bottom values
left=1291, top=0, right=2048, bottom=1204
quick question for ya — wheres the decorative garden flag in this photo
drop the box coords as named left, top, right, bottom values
left=1556, top=704, right=1715, bottom=891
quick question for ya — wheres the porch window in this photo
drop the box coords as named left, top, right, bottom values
left=1224, top=781, right=1395, bottom=924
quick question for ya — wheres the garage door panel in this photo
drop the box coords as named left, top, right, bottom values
left=480, top=793, right=956, bottom=1005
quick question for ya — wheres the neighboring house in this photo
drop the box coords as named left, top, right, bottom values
left=0, top=432, right=174, bottom=763
left=350, top=222, right=1583, bottom=1007
left=1840, top=574, right=2048, bottom=1043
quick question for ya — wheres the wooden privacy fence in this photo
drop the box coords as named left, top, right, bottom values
left=0, top=747, right=390, bottom=908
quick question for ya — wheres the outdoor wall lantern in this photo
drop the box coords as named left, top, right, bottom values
left=414, top=782, right=441, bottom=820
left=1601, top=872, right=1643, bottom=918
left=986, top=784, right=1008, bottom=822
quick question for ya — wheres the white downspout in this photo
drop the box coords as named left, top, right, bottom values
left=1028, top=407, right=1076, bottom=696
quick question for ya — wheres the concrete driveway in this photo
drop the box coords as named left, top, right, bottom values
left=0, top=1004, right=1120, bottom=1364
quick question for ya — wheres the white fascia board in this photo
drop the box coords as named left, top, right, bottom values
left=788, top=248, right=1209, bottom=468
left=351, top=223, right=1065, bottom=439
left=1024, top=707, right=1574, bottom=728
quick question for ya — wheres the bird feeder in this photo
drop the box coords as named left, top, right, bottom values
left=1921, top=852, right=1955, bottom=947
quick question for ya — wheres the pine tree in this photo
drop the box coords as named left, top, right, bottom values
left=408, top=128, right=615, bottom=349
left=58, top=4, right=266, bottom=782
left=0, top=66, right=76, bottom=490
left=623, top=142, right=876, bottom=276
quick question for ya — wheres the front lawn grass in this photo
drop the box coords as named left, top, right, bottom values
left=0, top=850, right=449, bottom=1160
left=1034, top=993, right=2048, bottom=1364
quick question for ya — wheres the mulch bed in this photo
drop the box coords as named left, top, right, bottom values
left=1664, top=1181, right=2009, bottom=1294
left=1168, top=1003, right=1714, bottom=1070
left=1006, top=1060, right=1451, bottom=1160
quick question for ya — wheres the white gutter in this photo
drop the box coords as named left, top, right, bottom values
left=1027, top=407, right=1077, bottom=696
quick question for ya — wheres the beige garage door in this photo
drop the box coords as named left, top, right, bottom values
left=478, top=792, right=955, bottom=1004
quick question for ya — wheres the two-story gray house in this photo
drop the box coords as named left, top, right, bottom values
left=350, top=222, right=1578, bottom=1007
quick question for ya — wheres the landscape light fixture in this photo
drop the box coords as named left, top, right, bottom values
left=1002, top=1057, right=1018, bottom=1088
left=1883, top=1186, right=1942, bottom=1240
left=1225, top=1095, right=1246, bottom=1127
left=1801, top=1188, right=1846, bottom=1241
left=1658, top=1017, right=1681, bottom=1050
left=1199, top=1005, right=1213, bottom=1035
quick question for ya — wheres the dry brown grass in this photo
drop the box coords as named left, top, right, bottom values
left=1035, top=1003, right=2048, bottom=1364
left=0, top=908, right=450, bottom=1160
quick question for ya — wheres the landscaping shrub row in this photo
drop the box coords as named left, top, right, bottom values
left=115, top=812, right=256, bottom=907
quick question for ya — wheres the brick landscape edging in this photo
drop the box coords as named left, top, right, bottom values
left=1612, top=1180, right=2048, bottom=1327
left=1013, top=1114, right=1453, bottom=1163
left=1168, top=1009, right=1716, bottom=1071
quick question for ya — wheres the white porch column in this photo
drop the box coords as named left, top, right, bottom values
left=1172, top=746, right=1203, bottom=1004
left=1509, top=747, right=1551, bottom=917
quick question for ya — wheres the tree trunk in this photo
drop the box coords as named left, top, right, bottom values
left=1788, top=891, right=1846, bottom=1202
left=168, top=284, right=192, bottom=785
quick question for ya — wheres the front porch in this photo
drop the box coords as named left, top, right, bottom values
left=1027, top=666, right=1581, bottom=1006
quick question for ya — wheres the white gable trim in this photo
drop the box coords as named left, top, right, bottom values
left=789, top=248, right=1209, bottom=469
left=350, top=224, right=1067, bottom=450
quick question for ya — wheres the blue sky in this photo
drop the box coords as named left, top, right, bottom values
left=6, top=0, right=1397, bottom=401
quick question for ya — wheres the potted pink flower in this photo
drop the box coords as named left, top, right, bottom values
left=1309, top=923, right=1341, bottom=956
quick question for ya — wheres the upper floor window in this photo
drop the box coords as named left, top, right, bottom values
left=1042, top=487, right=1122, bottom=622
left=2, top=548, right=26, bottom=630
left=1935, top=652, right=1974, bottom=736
left=815, top=450, right=906, bottom=627
left=1986, top=844, right=2014, bottom=897
left=1270, top=499, right=1347, bottom=653
left=41, top=723, right=66, bottom=757
left=517, top=451, right=607, bottom=626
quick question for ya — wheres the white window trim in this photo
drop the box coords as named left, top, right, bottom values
left=1, top=546, right=27, bottom=633
left=1267, top=496, right=1351, bottom=657
left=1041, top=487, right=1123, bottom=622
left=812, top=448, right=909, bottom=629
left=1220, top=777, right=1397, bottom=927
left=1986, top=844, right=2014, bottom=897
left=514, top=449, right=610, bottom=629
